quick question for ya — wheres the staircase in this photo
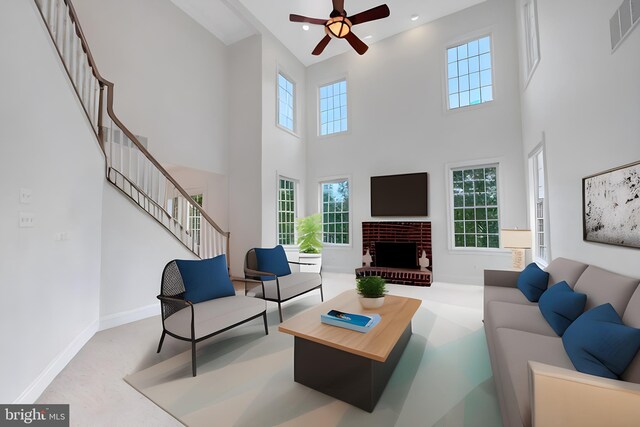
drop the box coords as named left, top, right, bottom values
left=33, top=0, right=230, bottom=262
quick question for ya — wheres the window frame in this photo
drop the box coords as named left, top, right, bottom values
left=528, top=142, right=550, bottom=266
left=318, top=176, right=352, bottom=247
left=276, top=175, right=298, bottom=247
left=446, top=159, right=508, bottom=253
left=276, top=69, right=298, bottom=137
left=443, top=31, right=496, bottom=113
left=317, top=77, right=350, bottom=138
left=522, top=0, right=541, bottom=87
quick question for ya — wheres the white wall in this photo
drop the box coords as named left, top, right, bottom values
left=99, top=183, right=195, bottom=322
left=518, top=0, right=640, bottom=277
left=260, top=34, right=307, bottom=248
left=228, top=36, right=263, bottom=275
left=305, top=0, right=527, bottom=283
left=73, top=0, right=230, bottom=175
left=0, top=0, right=104, bottom=403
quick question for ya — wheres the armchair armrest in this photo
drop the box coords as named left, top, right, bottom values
left=231, top=276, right=265, bottom=296
left=157, top=295, right=193, bottom=307
left=287, top=261, right=316, bottom=266
left=244, top=268, right=277, bottom=279
left=529, top=361, right=640, bottom=427
left=484, top=269, right=520, bottom=288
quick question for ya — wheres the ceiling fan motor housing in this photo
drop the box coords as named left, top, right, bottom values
left=325, top=16, right=352, bottom=39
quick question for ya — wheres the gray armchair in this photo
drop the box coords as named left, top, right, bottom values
left=157, top=258, right=267, bottom=376
left=244, top=247, right=323, bottom=322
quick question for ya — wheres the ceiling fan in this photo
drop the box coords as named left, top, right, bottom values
left=290, top=0, right=390, bottom=56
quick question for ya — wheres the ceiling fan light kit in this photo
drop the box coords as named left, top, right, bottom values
left=289, top=0, right=390, bottom=56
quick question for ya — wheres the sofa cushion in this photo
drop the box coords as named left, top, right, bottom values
left=563, top=303, right=640, bottom=380
left=495, top=328, right=574, bottom=427
left=248, top=272, right=321, bottom=301
left=164, top=295, right=266, bottom=339
left=573, top=266, right=639, bottom=315
left=544, top=257, right=589, bottom=289
left=176, top=255, right=235, bottom=304
left=622, top=288, right=640, bottom=383
left=538, top=281, right=587, bottom=336
left=255, top=245, right=292, bottom=281
left=484, top=286, right=536, bottom=318
left=486, top=301, right=557, bottom=337
left=517, top=263, right=549, bottom=302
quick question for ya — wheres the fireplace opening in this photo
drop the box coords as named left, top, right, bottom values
left=374, top=241, right=418, bottom=269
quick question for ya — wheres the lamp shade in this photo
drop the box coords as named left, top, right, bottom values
left=501, top=229, right=532, bottom=249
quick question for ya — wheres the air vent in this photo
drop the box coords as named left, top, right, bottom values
left=611, top=0, right=640, bottom=51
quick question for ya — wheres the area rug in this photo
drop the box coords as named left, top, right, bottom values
left=125, top=294, right=502, bottom=427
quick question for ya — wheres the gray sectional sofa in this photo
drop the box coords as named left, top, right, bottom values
left=484, top=257, right=640, bottom=427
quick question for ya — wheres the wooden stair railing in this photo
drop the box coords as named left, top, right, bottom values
left=33, top=0, right=230, bottom=263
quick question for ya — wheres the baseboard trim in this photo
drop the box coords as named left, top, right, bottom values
left=99, top=303, right=159, bottom=331
left=14, top=320, right=99, bottom=404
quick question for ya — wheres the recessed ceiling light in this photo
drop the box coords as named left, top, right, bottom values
left=364, top=35, right=373, bottom=40
left=411, top=14, right=419, bottom=21
left=302, top=24, right=310, bottom=31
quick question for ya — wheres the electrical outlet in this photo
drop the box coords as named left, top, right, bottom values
left=19, top=188, right=32, bottom=204
left=19, top=212, right=35, bottom=228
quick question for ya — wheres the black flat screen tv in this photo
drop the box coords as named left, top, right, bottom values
left=371, top=172, right=428, bottom=216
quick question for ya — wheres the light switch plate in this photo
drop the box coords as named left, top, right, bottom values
left=20, top=188, right=32, bottom=204
left=19, top=212, right=35, bottom=228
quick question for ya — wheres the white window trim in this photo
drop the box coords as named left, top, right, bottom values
left=528, top=139, right=551, bottom=267
left=276, top=68, right=300, bottom=138
left=276, top=174, right=299, bottom=248
left=445, top=158, right=510, bottom=254
left=318, top=175, right=353, bottom=248
left=522, top=0, right=541, bottom=88
left=317, top=76, right=351, bottom=139
left=443, top=29, right=496, bottom=114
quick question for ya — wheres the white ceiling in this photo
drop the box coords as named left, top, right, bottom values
left=172, top=0, right=486, bottom=66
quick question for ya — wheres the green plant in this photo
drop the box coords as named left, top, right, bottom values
left=356, top=276, right=387, bottom=298
left=296, top=214, right=323, bottom=254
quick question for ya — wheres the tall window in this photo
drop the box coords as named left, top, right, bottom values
left=278, top=73, right=295, bottom=132
left=277, top=178, right=296, bottom=245
left=447, top=36, right=493, bottom=110
left=319, top=80, right=348, bottom=136
left=321, top=179, right=350, bottom=244
left=530, top=148, right=548, bottom=262
left=523, top=0, right=540, bottom=81
left=188, top=194, right=203, bottom=247
left=451, top=166, right=500, bottom=248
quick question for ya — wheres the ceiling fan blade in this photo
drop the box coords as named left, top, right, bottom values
left=348, top=4, right=390, bottom=26
left=312, top=35, right=332, bottom=55
left=344, top=32, right=369, bottom=55
left=289, top=14, right=327, bottom=25
left=332, top=0, right=345, bottom=14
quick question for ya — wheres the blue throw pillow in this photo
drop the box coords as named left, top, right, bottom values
left=255, top=245, right=291, bottom=281
left=517, top=263, right=549, bottom=302
left=175, top=255, right=235, bottom=304
left=563, top=303, right=640, bottom=379
left=538, top=281, right=587, bottom=336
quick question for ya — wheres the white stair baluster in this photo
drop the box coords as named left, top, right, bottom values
left=55, top=0, right=65, bottom=47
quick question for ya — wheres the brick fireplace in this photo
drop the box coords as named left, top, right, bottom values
left=359, top=221, right=432, bottom=286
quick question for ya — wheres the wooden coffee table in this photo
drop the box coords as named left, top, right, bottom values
left=278, top=290, right=421, bottom=412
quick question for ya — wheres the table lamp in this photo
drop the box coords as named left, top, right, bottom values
left=501, top=229, right=532, bottom=270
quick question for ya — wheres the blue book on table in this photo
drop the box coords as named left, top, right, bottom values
left=320, top=310, right=382, bottom=333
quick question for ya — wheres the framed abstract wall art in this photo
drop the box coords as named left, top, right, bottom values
left=583, top=160, right=640, bottom=248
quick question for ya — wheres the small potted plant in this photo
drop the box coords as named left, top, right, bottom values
left=296, top=213, right=323, bottom=272
left=356, top=276, right=387, bottom=309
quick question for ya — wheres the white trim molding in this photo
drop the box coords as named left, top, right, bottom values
left=14, top=320, right=99, bottom=404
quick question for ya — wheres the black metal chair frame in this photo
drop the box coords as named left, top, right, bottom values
left=157, top=260, right=268, bottom=377
left=244, top=249, right=324, bottom=322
